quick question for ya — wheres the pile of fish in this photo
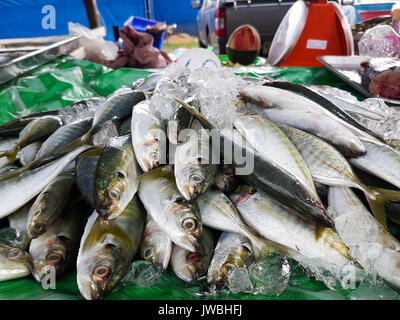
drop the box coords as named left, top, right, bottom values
left=0, top=64, right=400, bottom=300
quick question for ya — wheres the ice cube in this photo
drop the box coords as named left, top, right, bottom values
left=120, top=260, right=161, bottom=289
left=226, top=268, right=253, bottom=294
left=92, top=120, right=119, bottom=146
left=248, top=252, right=291, bottom=296
left=0, top=227, right=24, bottom=248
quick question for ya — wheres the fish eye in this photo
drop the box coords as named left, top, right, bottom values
left=7, top=249, right=21, bottom=258
left=151, top=152, right=160, bottom=162
left=93, top=265, right=111, bottom=280
left=182, top=218, right=197, bottom=232
left=33, top=210, right=41, bottom=217
left=115, top=171, right=125, bottom=179
left=46, top=253, right=62, bottom=265
left=142, top=247, right=155, bottom=259
left=191, top=175, right=202, bottom=183
left=222, top=263, right=236, bottom=275
left=109, top=189, right=120, bottom=200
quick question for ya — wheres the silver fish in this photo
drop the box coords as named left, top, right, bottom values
left=19, top=142, right=42, bottom=166
left=0, top=145, right=92, bottom=219
left=278, top=124, right=375, bottom=199
left=350, top=138, right=400, bottom=190
left=131, top=100, right=167, bottom=172
left=29, top=201, right=88, bottom=282
left=7, top=201, right=33, bottom=251
left=174, top=121, right=218, bottom=200
left=0, top=115, right=63, bottom=163
left=207, top=232, right=254, bottom=286
left=229, top=186, right=353, bottom=271
left=77, top=196, right=145, bottom=300
left=197, top=188, right=275, bottom=260
left=94, top=136, right=141, bottom=220
left=140, top=217, right=172, bottom=271
left=232, top=114, right=332, bottom=226
left=27, top=173, right=75, bottom=239
left=328, top=186, right=400, bottom=289
left=138, top=166, right=203, bottom=253
left=0, top=240, right=32, bottom=282
left=262, top=109, right=367, bottom=157
left=171, top=227, right=214, bottom=283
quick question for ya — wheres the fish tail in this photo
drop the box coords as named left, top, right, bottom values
left=366, top=187, right=400, bottom=230
left=246, top=230, right=294, bottom=261
left=0, top=144, right=19, bottom=164
left=57, top=136, right=88, bottom=154
left=137, top=164, right=174, bottom=182
left=317, top=227, right=353, bottom=261
left=173, top=97, right=215, bottom=130
left=0, top=161, right=33, bottom=183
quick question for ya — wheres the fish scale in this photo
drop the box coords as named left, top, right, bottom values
left=138, top=166, right=202, bottom=253
left=35, top=118, right=93, bottom=160
left=92, top=90, right=145, bottom=129
left=94, top=136, right=140, bottom=220
left=198, top=188, right=274, bottom=260
left=77, top=196, right=145, bottom=300
left=278, top=124, right=374, bottom=199
left=234, top=114, right=318, bottom=203
left=350, top=138, right=400, bottom=189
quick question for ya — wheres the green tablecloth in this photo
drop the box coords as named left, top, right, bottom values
left=0, top=55, right=398, bottom=300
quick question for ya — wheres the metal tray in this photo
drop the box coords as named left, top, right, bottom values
left=0, top=35, right=80, bottom=86
left=317, top=55, right=400, bottom=105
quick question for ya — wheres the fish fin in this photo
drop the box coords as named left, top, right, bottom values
left=82, top=216, right=134, bottom=252
left=366, top=187, right=400, bottom=230
left=78, top=146, right=104, bottom=158
left=173, top=97, right=215, bottom=130
left=56, top=135, right=90, bottom=155
left=316, top=226, right=354, bottom=262
left=137, top=164, right=174, bottom=182
left=246, top=229, right=295, bottom=260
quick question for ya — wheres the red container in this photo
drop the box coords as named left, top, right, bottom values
left=359, top=10, right=392, bottom=21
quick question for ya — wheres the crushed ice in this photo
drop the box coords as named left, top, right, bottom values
left=117, top=260, right=162, bottom=289
left=146, top=63, right=258, bottom=129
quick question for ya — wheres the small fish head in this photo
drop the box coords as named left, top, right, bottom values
left=77, top=244, right=123, bottom=300
left=30, top=235, right=72, bottom=282
left=27, top=192, right=55, bottom=238
left=208, top=248, right=250, bottom=286
left=142, top=140, right=162, bottom=171
left=140, top=233, right=170, bottom=271
left=165, top=199, right=203, bottom=252
left=95, top=171, right=128, bottom=219
left=228, top=185, right=255, bottom=206
left=0, top=242, right=32, bottom=281
left=214, top=165, right=238, bottom=193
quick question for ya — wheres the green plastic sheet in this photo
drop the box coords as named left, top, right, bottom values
left=0, top=55, right=399, bottom=300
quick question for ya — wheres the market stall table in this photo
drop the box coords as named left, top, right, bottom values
left=0, top=55, right=399, bottom=300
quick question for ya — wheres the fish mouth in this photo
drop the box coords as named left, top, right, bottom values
left=181, top=265, right=198, bottom=282
left=96, top=203, right=120, bottom=220
left=27, top=222, right=47, bottom=239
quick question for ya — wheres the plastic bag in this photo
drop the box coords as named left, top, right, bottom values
left=68, top=22, right=118, bottom=64
left=358, top=25, right=400, bottom=58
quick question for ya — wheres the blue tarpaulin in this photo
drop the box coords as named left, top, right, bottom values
left=0, top=0, right=147, bottom=41
left=150, top=0, right=198, bottom=35
left=0, top=0, right=198, bottom=42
